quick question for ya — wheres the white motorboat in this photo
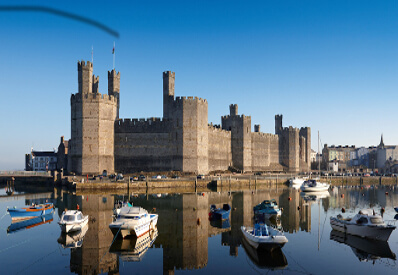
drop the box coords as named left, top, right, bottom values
left=289, top=177, right=307, bottom=188
left=300, top=179, right=329, bottom=192
left=113, top=201, right=133, bottom=217
left=109, top=206, right=158, bottom=238
left=241, top=224, right=288, bottom=249
left=300, top=191, right=330, bottom=202
left=58, top=210, right=89, bottom=233
left=330, top=209, right=396, bottom=241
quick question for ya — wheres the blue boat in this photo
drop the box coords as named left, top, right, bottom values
left=7, top=203, right=55, bottom=221
left=7, top=213, right=54, bottom=234
left=253, top=199, right=282, bottom=219
left=209, top=204, right=231, bottom=220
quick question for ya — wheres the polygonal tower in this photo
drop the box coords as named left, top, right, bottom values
left=163, top=71, right=175, bottom=119
left=108, top=69, right=120, bottom=119
left=70, top=61, right=118, bottom=175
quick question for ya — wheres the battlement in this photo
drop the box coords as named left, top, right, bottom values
left=71, top=92, right=117, bottom=104
left=208, top=124, right=231, bottom=134
left=77, top=60, right=93, bottom=70
left=282, top=126, right=300, bottom=132
left=221, top=114, right=251, bottom=120
left=252, top=132, right=279, bottom=139
left=108, top=69, right=120, bottom=77
left=163, top=71, right=175, bottom=78
left=173, top=96, right=208, bottom=106
left=115, top=117, right=173, bottom=133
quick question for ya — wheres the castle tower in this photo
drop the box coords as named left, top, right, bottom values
left=230, top=104, right=238, bottom=116
left=163, top=71, right=175, bottom=119
left=78, top=61, right=93, bottom=94
left=254, top=124, right=260, bottom=132
left=92, top=75, right=99, bottom=93
left=222, top=106, right=252, bottom=171
left=71, top=61, right=118, bottom=175
left=275, top=114, right=283, bottom=135
left=108, top=69, right=120, bottom=119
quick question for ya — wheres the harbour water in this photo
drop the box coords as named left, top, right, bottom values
left=0, top=185, right=397, bottom=274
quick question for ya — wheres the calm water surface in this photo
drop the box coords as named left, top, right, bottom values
left=0, top=185, right=397, bottom=274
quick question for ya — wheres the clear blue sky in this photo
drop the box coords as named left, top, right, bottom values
left=1, top=0, right=397, bottom=170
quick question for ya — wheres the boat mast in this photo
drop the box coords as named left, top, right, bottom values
left=318, top=131, right=320, bottom=175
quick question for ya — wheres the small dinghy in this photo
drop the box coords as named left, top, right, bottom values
left=330, top=209, right=396, bottom=241
left=7, top=203, right=54, bottom=221
left=209, top=204, right=231, bottom=220
left=58, top=210, right=89, bottom=233
left=301, top=179, right=329, bottom=192
left=253, top=199, right=282, bottom=219
left=241, top=223, right=288, bottom=250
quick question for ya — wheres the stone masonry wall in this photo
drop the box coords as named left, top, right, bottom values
left=70, top=92, right=117, bottom=175
left=208, top=126, right=232, bottom=171
left=251, top=133, right=279, bottom=171
left=172, top=96, right=209, bottom=174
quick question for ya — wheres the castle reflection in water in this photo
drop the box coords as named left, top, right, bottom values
left=45, top=186, right=397, bottom=275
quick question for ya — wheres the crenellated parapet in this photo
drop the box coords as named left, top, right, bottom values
left=70, top=92, right=117, bottom=104
left=115, top=117, right=173, bottom=133
left=251, top=132, right=279, bottom=139
left=173, top=96, right=207, bottom=105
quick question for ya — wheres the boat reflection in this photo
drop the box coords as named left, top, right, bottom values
left=300, top=191, right=330, bottom=202
left=210, top=218, right=230, bottom=229
left=241, top=236, right=288, bottom=270
left=330, top=230, right=396, bottom=262
left=109, top=228, right=158, bottom=262
left=57, top=224, right=89, bottom=249
left=7, top=213, right=54, bottom=234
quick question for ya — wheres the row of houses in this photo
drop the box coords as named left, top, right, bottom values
left=25, top=137, right=68, bottom=172
left=318, top=135, right=398, bottom=174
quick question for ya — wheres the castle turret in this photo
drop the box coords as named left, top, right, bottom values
left=275, top=114, right=283, bottom=135
left=230, top=104, right=238, bottom=116
left=78, top=61, right=93, bottom=94
left=108, top=69, right=120, bottom=119
left=92, top=75, right=99, bottom=93
left=71, top=61, right=118, bottom=175
left=254, top=124, right=260, bottom=133
left=163, top=71, right=175, bottom=119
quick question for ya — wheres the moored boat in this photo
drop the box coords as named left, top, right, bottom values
left=58, top=210, right=89, bottom=233
left=330, top=209, right=396, bottom=241
left=241, top=223, right=288, bottom=250
left=253, top=199, right=282, bottom=218
left=300, top=179, right=329, bottom=192
left=209, top=204, right=231, bottom=220
left=7, top=203, right=54, bottom=221
left=289, top=177, right=308, bottom=188
left=109, top=206, right=158, bottom=238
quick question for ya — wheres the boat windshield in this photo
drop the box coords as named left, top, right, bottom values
left=63, top=215, right=75, bottom=221
left=120, top=215, right=141, bottom=220
left=77, top=213, right=83, bottom=220
left=370, top=217, right=384, bottom=224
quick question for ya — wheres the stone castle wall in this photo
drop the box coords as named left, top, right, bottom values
left=114, top=118, right=176, bottom=172
left=250, top=132, right=280, bottom=171
left=207, top=125, right=232, bottom=171
left=69, top=62, right=311, bottom=175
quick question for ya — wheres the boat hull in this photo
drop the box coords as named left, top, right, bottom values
left=59, top=216, right=89, bottom=233
left=7, top=203, right=54, bottom=221
left=330, top=217, right=395, bottom=241
left=241, top=226, right=288, bottom=250
left=110, top=214, right=158, bottom=238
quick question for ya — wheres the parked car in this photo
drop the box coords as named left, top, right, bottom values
left=161, top=175, right=167, bottom=179
left=197, top=174, right=205, bottom=180
left=139, top=175, right=146, bottom=181
left=172, top=174, right=180, bottom=179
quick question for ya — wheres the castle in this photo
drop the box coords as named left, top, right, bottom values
left=69, top=61, right=311, bottom=175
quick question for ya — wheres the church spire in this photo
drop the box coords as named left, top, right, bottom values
left=379, top=134, right=385, bottom=148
